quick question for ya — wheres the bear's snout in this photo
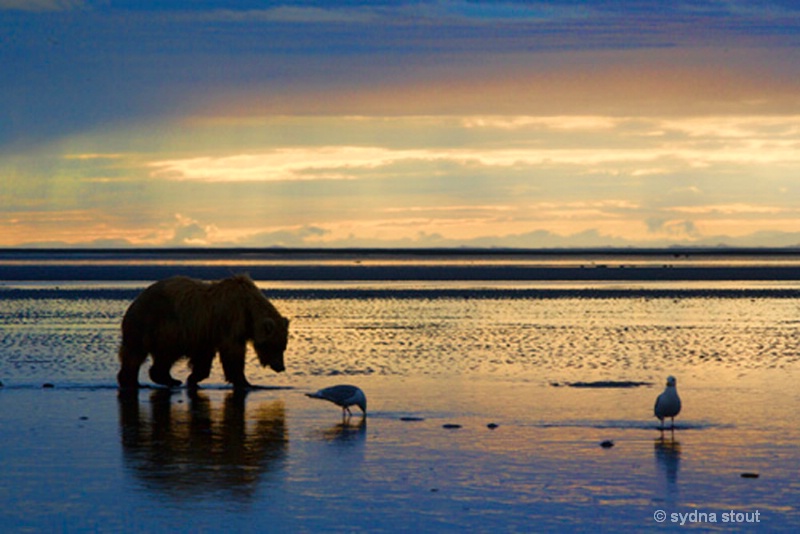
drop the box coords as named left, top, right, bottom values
left=270, top=358, right=285, bottom=373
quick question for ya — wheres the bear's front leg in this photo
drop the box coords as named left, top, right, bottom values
left=219, top=343, right=252, bottom=389
left=187, top=350, right=215, bottom=389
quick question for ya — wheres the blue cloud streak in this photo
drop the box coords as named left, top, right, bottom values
left=2, top=1, right=799, bottom=147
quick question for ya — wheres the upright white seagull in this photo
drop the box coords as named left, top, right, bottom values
left=654, top=375, right=681, bottom=430
left=306, top=385, right=367, bottom=417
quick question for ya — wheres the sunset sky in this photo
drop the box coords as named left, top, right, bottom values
left=2, top=0, right=800, bottom=248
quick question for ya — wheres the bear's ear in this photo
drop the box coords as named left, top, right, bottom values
left=263, top=318, right=277, bottom=337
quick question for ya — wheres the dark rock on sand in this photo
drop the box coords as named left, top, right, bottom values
left=487, top=423, right=499, bottom=429
left=600, top=440, right=614, bottom=448
left=565, top=381, right=651, bottom=388
left=741, top=472, right=759, bottom=478
left=442, top=424, right=462, bottom=429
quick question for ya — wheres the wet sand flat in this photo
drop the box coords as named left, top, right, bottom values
left=1, top=373, right=798, bottom=532
left=1, top=251, right=800, bottom=531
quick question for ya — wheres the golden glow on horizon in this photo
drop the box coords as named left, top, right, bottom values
left=146, top=144, right=800, bottom=182
left=5, top=110, right=800, bottom=247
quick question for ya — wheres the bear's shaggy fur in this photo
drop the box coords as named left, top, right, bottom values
left=117, top=275, right=289, bottom=389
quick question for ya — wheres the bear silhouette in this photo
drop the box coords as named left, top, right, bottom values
left=117, top=274, right=289, bottom=389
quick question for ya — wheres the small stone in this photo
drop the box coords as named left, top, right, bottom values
left=42, top=383, right=55, bottom=389
left=400, top=417, right=425, bottom=422
left=600, top=440, right=614, bottom=448
left=79, top=416, right=89, bottom=421
left=442, top=424, right=462, bottom=429
left=487, top=423, right=499, bottom=430
left=740, top=472, right=759, bottom=479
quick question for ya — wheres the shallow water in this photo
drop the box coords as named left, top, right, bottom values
left=1, top=376, right=798, bottom=532
left=2, top=287, right=799, bottom=387
left=1, top=257, right=800, bottom=531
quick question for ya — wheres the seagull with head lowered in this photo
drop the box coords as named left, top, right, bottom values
left=654, top=375, right=681, bottom=430
left=306, top=385, right=367, bottom=418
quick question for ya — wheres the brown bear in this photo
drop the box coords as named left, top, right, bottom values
left=117, top=274, right=289, bottom=390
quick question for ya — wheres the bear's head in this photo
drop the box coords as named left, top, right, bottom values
left=254, top=315, right=289, bottom=373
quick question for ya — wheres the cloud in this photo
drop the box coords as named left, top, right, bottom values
left=461, top=116, right=622, bottom=131
left=236, top=225, right=330, bottom=248
left=646, top=218, right=701, bottom=240
left=143, top=145, right=635, bottom=183
left=668, top=203, right=786, bottom=215
left=167, top=214, right=219, bottom=246
left=145, top=129, right=800, bottom=184
left=148, top=147, right=433, bottom=183
left=230, top=224, right=634, bottom=249
left=4, top=3, right=799, bottom=152
left=63, top=153, right=127, bottom=161
left=408, top=0, right=594, bottom=24
left=0, top=0, right=85, bottom=11
left=205, top=7, right=377, bottom=24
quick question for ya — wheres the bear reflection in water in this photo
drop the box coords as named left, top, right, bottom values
left=118, top=389, right=287, bottom=500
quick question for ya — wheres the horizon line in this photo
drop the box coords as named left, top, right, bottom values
left=2, top=245, right=800, bottom=256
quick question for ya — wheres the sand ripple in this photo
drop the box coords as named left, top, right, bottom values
left=2, top=293, right=799, bottom=386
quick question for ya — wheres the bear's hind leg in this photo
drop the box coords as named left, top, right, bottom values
left=118, top=344, right=147, bottom=389
left=149, top=355, right=182, bottom=387
left=187, top=350, right=214, bottom=389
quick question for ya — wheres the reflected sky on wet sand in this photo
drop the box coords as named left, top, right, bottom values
left=1, top=374, right=796, bottom=531
left=1, top=274, right=799, bottom=530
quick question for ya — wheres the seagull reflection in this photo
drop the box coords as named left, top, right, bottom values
left=320, top=418, right=367, bottom=445
left=118, top=389, right=287, bottom=501
left=654, top=435, right=681, bottom=485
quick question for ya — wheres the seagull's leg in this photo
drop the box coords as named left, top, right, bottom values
left=670, top=416, right=675, bottom=430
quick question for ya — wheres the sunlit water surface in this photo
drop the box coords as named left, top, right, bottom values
left=1, top=272, right=799, bottom=531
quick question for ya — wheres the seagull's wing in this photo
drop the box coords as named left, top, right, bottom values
left=321, top=385, right=359, bottom=404
left=307, top=385, right=360, bottom=406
